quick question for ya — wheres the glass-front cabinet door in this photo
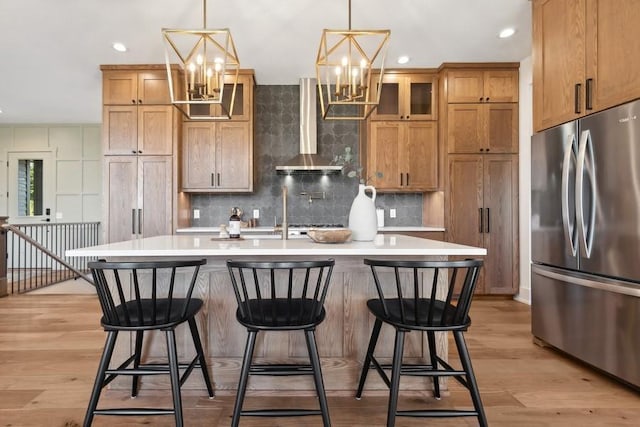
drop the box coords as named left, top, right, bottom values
left=371, top=73, right=437, bottom=121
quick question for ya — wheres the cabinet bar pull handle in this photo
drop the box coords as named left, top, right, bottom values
left=217, top=173, right=220, bottom=186
left=132, top=209, right=136, bottom=234
left=479, top=208, right=483, bottom=233
left=211, top=173, right=214, bottom=187
left=138, top=209, right=142, bottom=235
left=406, top=173, right=409, bottom=186
left=485, top=208, right=490, bottom=233
left=586, top=78, right=593, bottom=110
left=574, top=83, right=582, bottom=114
left=400, top=173, right=403, bottom=186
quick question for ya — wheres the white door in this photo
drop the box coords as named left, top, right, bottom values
left=7, top=151, right=55, bottom=224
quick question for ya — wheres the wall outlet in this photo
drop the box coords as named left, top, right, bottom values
left=55, top=212, right=63, bottom=220
left=390, top=208, right=397, bottom=218
left=253, top=209, right=260, bottom=219
left=193, top=209, right=200, bottom=219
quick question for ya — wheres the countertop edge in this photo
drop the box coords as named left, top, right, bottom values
left=66, top=234, right=485, bottom=257
left=176, top=226, right=445, bottom=233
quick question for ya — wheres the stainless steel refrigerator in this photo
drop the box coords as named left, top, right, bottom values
left=531, top=99, right=640, bottom=389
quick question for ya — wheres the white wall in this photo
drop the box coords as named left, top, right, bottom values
left=516, top=56, right=533, bottom=304
left=0, top=124, right=101, bottom=222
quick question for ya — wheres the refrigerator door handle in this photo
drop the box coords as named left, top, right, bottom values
left=561, top=133, right=578, bottom=256
left=576, top=129, right=597, bottom=258
left=532, top=265, right=640, bottom=298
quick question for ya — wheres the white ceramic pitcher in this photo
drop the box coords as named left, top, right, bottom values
left=348, top=184, right=378, bottom=241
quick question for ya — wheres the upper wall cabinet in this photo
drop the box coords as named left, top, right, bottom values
left=367, top=121, right=438, bottom=191
left=533, top=0, right=640, bottom=132
left=181, top=121, right=253, bottom=192
left=102, top=105, right=174, bottom=156
left=181, top=70, right=255, bottom=193
left=103, top=69, right=173, bottom=105
left=184, top=72, right=255, bottom=121
left=370, top=71, right=438, bottom=121
left=447, top=103, right=518, bottom=154
left=447, top=69, right=519, bottom=103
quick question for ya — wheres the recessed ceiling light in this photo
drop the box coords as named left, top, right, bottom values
left=112, top=42, right=128, bottom=52
left=397, top=56, right=410, bottom=65
left=0, top=108, right=3, bottom=114
left=499, top=28, right=516, bottom=39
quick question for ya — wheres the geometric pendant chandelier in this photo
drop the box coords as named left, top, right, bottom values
left=162, top=0, right=240, bottom=120
left=316, top=0, right=390, bottom=120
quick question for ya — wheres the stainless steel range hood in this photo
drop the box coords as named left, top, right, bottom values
left=276, top=78, right=343, bottom=175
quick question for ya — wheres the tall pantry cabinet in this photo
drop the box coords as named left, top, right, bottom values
left=441, top=64, right=520, bottom=295
left=101, top=65, right=179, bottom=243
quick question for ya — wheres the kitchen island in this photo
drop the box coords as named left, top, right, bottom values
left=67, top=234, right=485, bottom=394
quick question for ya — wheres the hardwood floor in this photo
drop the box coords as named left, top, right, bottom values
left=0, top=293, right=638, bottom=426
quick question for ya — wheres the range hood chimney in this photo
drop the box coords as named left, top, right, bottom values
left=275, top=78, right=343, bottom=175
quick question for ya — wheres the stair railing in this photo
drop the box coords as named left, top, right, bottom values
left=2, top=222, right=98, bottom=294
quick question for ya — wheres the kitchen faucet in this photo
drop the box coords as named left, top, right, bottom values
left=281, top=185, right=288, bottom=240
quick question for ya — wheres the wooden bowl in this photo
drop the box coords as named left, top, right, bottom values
left=307, top=229, right=352, bottom=244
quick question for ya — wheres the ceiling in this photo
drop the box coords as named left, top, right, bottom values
left=0, top=0, right=532, bottom=124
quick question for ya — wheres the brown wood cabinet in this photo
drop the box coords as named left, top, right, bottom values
left=447, top=69, right=518, bottom=103
left=370, top=71, right=438, bottom=121
left=441, top=63, right=519, bottom=295
left=181, top=121, right=253, bottom=192
left=185, top=72, right=255, bottom=121
left=447, top=103, right=518, bottom=154
left=533, top=0, right=640, bottom=131
left=101, top=65, right=181, bottom=243
left=102, top=69, right=172, bottom=105
left=103, top=156, right=173, bottom=243
left=447, top=154, right=518, bottom=294
left=367, top=121, right=438, bottom=191
left=102, top=105, right=174, bottom=155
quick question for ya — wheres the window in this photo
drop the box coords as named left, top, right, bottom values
left=17, top=159, right=43, bottom=216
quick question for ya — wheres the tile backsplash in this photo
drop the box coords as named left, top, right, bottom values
left=190, top=85, right=424, bottom=227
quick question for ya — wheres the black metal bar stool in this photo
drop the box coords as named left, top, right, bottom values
left=226, top=259, right=335, bottom=427
left=84, top=259, right=214, bottom=427
left=355, top=258, right=487, bottom=427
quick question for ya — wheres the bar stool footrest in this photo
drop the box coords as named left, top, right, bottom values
left=249, top=363, right=314, bottom=376
left=397, top=409, right=479, bottom=418
left=241, top=409, right=323, bottom=417
left=94, top=408, right=175, bottom=416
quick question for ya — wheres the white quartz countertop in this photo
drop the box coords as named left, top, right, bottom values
left=66, top=234, right=484, bottom=257
left=176, top=226, right=445, bottom=233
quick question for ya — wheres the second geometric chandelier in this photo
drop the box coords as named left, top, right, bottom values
left=316, top=0, right=390, bottom=120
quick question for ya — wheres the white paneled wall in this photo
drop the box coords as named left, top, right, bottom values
left=0, top=124, right=101, bottom=222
